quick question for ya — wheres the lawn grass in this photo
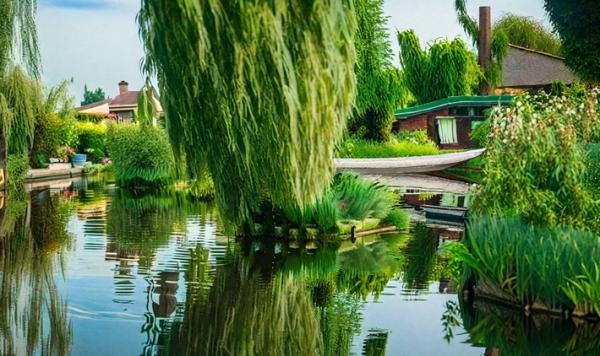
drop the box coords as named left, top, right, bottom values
left=337, top=137, right=440, bottom=158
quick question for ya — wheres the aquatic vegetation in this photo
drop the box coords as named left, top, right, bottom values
left=106, top=123, right=175, bottom=187
left=457, top=216, right=600, bottom=317
left=474, top=89, right=600, bottom=231
left=337, top=135, right=440, bottom=158
left=397, top=29, right=481, bottom=104
left=139, top=0, right=357, bottom=227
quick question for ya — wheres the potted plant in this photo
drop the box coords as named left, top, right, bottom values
left=57, top=146, right=75, bottom=163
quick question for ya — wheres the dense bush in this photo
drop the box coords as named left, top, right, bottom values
left=469, top=120, right=490, bottom=148
left=585, top=144, right=600, bottom=191
left=106, top=124, right=175, bottom=187
left=76, top=121, right=107, bottom=162
left=337, top=135, right=439, bottom=158
left=75, top=112, right=105, bottom=123
left=474, top=88, right=600, bottom=231
left=457, top=217, right=600, bottom=317
left=493, top=14, right=561, bottom=56
left=6, top=154, right=30, bottom=190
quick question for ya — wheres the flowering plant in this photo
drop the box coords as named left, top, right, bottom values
left=101, top=157, right=111, bottom=165
left=57, top=146, right=76, bottom=160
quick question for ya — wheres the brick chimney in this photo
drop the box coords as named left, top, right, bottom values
left=478, top=6, right=492, bottom=95
left=118, top=80, right=129, bottom=95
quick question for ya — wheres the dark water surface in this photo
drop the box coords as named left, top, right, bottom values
left=1, top=176, right=598, bottom=355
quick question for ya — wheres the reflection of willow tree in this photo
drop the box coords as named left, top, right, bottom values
left=317, top=292, right=362, bottom=356
left=457, top=298, right=600, bottom=355
left=164, top=250, right=323, bottom=356
left=402, top=223, right=439, bottom=290
left=106, top=190, right=202, bottom=268
left=337, top=233, right=407, bottom=300
left=0, top=192, right=72, bottom=355
left=362, top=329, right=389, bottom=356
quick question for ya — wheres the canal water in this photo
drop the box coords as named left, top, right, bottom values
left=1, top=175, right=598, bottom=355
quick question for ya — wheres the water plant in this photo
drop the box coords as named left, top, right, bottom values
left=456, top=216, right=600, bottom=317
left=138, top=0, right=357, bottom=227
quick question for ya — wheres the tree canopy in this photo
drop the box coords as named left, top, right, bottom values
left=80, top=85, right=106, bottom=106
left=349, top=0, right=397, bottom=141
left=544, top=0, right=600, bottom=83
left=138, top=0, right=356, bottom=227
left=493, top=14, right=561, bottom=56
left=397, top=30, right=480, bottom=104
left=0, top=0, right=40, bottom=77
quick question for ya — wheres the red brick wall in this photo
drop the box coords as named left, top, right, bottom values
left=395, top=114, right=428, bottom=131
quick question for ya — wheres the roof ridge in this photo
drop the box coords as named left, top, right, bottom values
left=508, top=43, right=565, bottom=60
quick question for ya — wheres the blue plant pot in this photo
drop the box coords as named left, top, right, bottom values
left=72, top=153, right=87, bottom=167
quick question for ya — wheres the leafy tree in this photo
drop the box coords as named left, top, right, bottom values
left=349, top=0, right=396, bottom=141
left=397, top=30, right=481, bottom=104
left=80, top=84, right=106, bottom=106
left=493, top=14, right=561, bottom=56
left=544, top=0, right=600, bottom=83
left=138, top=0, right=356, bottom=227
left=0, top=0, right=39, bottom=77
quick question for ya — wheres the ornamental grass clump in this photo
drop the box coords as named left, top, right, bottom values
left=456, top=216, right=600, bottom=318
left=138, top=0, right=356, bottom=227
left=106, top=124, right=174, bottom=187
left=473, top=88, right=600, bottom=231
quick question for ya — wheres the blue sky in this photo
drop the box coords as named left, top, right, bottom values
left=38, top=0, right=550, bottom=103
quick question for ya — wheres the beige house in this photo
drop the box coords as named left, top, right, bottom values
left=76, top=81, right=163, bottom=121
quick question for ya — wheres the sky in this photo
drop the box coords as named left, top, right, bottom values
left=37, top=0, right=551, bottom=103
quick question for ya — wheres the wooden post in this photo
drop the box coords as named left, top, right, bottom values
left=478, top=6, right=492, bottom=95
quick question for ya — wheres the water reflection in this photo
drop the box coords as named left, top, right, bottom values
left=0, top=190, right=72, bottom=355
left=1, top=179, right=598, bottom=355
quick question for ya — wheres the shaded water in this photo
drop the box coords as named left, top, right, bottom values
left=1, top=176, right=598, bottom=355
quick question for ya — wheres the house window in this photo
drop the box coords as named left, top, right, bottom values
left=437, top=117, right=457, bottom=144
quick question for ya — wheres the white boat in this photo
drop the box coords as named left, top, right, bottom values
left=335, top=148, right=485, bottom=174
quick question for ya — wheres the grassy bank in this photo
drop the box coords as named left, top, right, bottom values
left=337, top=131, right=440, bottom=158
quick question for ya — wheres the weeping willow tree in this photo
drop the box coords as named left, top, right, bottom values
left=0, top=0, right=40, bottom=186
left=397, top=30, right=481, bottom=104
left=494, top=14, right=561, bottom=56
left=138, top=0, right=356, bottom=228
left=349, top=0, right=397, bottom=141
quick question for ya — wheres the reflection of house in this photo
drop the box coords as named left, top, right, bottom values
left=496, top=44, right=578, bottom=94
left=393, top=96, right=513, bottom=149
left=76, top=81, right=163, bottom=121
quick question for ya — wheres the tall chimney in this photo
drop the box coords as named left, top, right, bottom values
left=478, top=6, right=492, bottom=95
left=118, top=80, right=129, bottom=95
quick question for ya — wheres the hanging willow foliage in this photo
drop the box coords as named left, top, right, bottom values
left=397, top=30, right=481, bottom=104
left=0, top=66, right=41, bottom=155
left=0, top=0, right=40, bottom=77
left=138, top=0, right=357, bottom=226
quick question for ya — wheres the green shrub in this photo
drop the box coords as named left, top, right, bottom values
left=474, top=89, right=600, bottom=231
left=585, top=144, right=600, bottom=192
left=31, top=151, right=49, bottom=169
left=6, top=154, right=29, bottom=190
left=106, top=124, right=175, bottom=187
left=382, top=208, right=409, bottom=229
left=76, top=121, right=107, bottom=162
left=75, top=112, right=105, bottom=123
left=469, top=120, right=490, bottom=148
left=457, top=216, right=600, bottom=317
left=393, top=130, right=431, bottom=145
left=57, top=116, right=79, bottom=150
left=337, top=136, right=439, bottom=158
left=334, top=173, right=393, bottom=220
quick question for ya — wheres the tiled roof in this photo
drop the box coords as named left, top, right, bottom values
left=500, top=44, right=577, bottom=88
left=77, top=98, right=111, bottom=111
left=109, top=91, right=139, bottom=108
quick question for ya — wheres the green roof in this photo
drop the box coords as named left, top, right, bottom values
left=395, top=95, right=514, bottom=119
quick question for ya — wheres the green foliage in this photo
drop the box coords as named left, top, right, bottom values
left=74, top=112, right=105, bottom=123
left=6, top=153, right=29, bottom=190
left=474, top=88, right=600, bottom=231
left=397, top=30, right=481, bottom=104
left=381, top=208, right=409, bottom=230
left=106, top=123, right=174, bottom=187
left=0, top=67, right=41, bottom=155
left=350, top=0, right=396, bottom=141
left=334, top=173, right=393, bottom=220
left=337, top=135, right=439, bottom=158
left=135, top=83, right=159, bottom=128
left=82, top=162, right=110, bottom=175
left=458, top=216, right=600, bottom=316
left=138, top=0, right=357, bottom=227
left=469, top=120, right=490, bottom=148
left=75, top=121, right=106, bottom=162
left=0, top=0, right=40, bottom=76
left=80, top=84, right=106, bottom=106
left=493, top=14, right=561, bottom=55
left=544, top=0, right=600, bottom=83
left=585, top=144, right=600, bottom=191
